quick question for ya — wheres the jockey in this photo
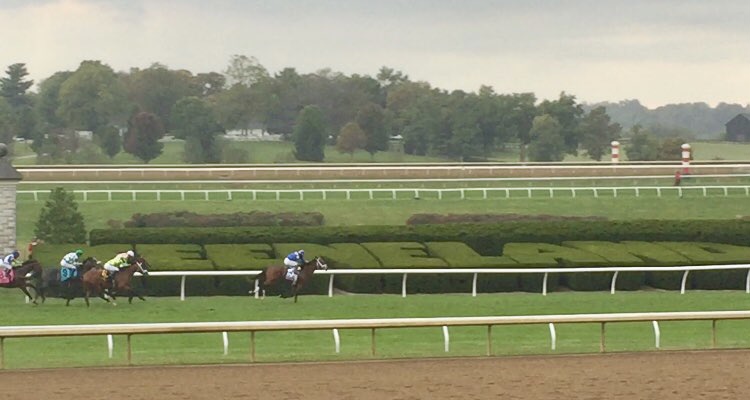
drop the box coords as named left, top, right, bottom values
left=1, top=250, right=20, bottom=279
left=103, top=250, right=134, bottom=282
left=284, top=250, right=306, bottom=285
left=60, top=249, right=84, bottom=279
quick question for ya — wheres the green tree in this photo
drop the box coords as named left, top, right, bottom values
left=657, top=136, right=690, bottom=161
left=35, top=71, right=73, bottom=131
left=124, top=112, right=164, bottom=162
left=539, top=92, right=583, bottom=155
left=0, top=63, right=36, bottom=140
left=223, top=55, right=269, bottom=87
left=126, top=65, right=198, bottom=131
left=171, top=97, right=223, bottom=163
left=0, top=63, right=34, bottom=108
left=579, top=106, right=622, bottom=161
left=528, top=114, right=566, bottom=161
left=624, top=126, right=660, bottom=161
left=97, top=125, right=122, bottom=158
left=356, top=103, right=388, bottom=156
left=57, top=61, right=128, bottom=132
left=34, top=187, right=86, bottom=244
left=0, top=98, right=13, bottom=145
left=336, top=122, right=367, bottom=158
left=293, top=105, right=326, bottom=162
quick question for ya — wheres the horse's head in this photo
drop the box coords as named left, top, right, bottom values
left=82, top=257, right=100, bottom=268
left=313, top=257, right=328, bottom=271
left=133, top=257, right=150, bottom=276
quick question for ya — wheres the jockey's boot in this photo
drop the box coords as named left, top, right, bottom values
left=109, top=272, right=117, bottom=293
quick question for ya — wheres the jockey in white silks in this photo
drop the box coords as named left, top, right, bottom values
left=60, top=249, right=84, bottom=281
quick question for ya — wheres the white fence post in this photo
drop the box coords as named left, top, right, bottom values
left=401, top=273, right=408, bottom=298
left=442, top=326, right=450, bottom=352
left=549, top=323, right=557, bottom=350
left=652, top=321, right=661, bottom=349
left=222, top=332, right=229, bottom=355
left=180, top=276, right=186, bottom=301
left=332, top=329, right=340, bottom=353
left=107, top=334, right=114, bottom=358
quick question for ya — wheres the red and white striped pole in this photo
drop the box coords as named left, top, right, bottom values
left=610, top=141, right=620, bottom=164
left=681, top=143, right=691, bottom=174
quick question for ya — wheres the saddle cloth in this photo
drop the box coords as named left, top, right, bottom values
left=0, top=269, right=14, bottom=284
left=285, top=268, right=297, bottom=282
left=60, top=267, right=78, bottom=282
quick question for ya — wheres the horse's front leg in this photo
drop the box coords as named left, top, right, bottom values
left=20, top=285, right=37, bottom=305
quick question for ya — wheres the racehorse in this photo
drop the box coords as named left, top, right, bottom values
left=81, top=257, right=150, bottom=307
left=249, top=257, right=328, bottom=303
left=37, top=257, right=101, bottom=305
left=0, top=259, right=43, bottom=304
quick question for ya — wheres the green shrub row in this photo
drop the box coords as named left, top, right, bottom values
left=123, top=211, right=325, bottom=228
left=90, top=220, right=750, bottom=248
left=406, top=213, right=607, bottom=225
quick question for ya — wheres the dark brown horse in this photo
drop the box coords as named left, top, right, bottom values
left=250, top=257, right=328, bottom=302
left=0, top=259, right=43, bottom=304
left=37, top=257, right=102, bottom=305
left=81, top=257, right=150, bottom=307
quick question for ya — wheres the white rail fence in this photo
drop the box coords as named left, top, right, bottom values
left=2, top=310, right=750, bottom=367
left=16, top=173, right=750, bottom=185
left=17, top=185, right=750, bottom=202
left=141, top=264, right=750, bottom=301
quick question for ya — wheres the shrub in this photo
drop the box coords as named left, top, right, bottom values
left=34, top=188, right=86, bottom=244
left=123, top=211, right=324, bottom=228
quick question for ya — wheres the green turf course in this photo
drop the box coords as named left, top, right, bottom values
left=2, top=290, right=750, bottom=369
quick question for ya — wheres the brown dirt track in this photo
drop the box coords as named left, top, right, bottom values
left=2, top=350, right=748, bottom=400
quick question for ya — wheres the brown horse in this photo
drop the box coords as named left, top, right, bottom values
left=81, top=257, right=150, bottom=307
left=0, top=259, right=43, bottom=304
left=250, top=257, right=328, bottom=303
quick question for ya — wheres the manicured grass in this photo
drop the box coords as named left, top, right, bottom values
left=15, top=196, right=750, bottom=246
left=2, top=290, right=749, bottom=369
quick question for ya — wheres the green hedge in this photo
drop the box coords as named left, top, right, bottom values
left=79, top=219, right=750, bottom=295
left=90, top=220, right=750, bottom=248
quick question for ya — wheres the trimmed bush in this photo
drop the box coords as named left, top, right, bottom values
left=659, top=242, right=750, bottom=290
left=124, top=211, right=324, bottom=228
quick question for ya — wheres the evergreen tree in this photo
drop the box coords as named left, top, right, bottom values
left=34, top=187, right=86, bottom=244
left=293, top=105, right=326, bottom=162
left=97, top=125, right=122, bottom=158
left=124, top=112, right=164, bottom=162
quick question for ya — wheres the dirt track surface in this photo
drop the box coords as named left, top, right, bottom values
left=3, top=350, right=748, bottom=400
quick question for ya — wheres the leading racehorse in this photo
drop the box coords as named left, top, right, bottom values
left=250, top=257, right=328, bottom=303
left=81, top=257, right=150, bottom=307
left=0, top=259, right=43, bottom=304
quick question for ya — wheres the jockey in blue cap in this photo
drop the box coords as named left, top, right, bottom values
left=1, top=250, right=20, bottom=280
left=284, top=250, right=306, bottom=285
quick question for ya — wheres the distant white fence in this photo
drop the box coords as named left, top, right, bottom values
left=16, top=185, right=750, bottom=202
left=142, top=264, right=750, bottom=301
left=16, top=162, right=750, bottom=181
left=2, top=310, right=749, bottom=367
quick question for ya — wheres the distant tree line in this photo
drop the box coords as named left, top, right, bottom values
left=0, top=57, right=719, bottom=164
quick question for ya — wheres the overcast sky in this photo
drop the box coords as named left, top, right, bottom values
left=3, top=0, right=750, bottom=108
